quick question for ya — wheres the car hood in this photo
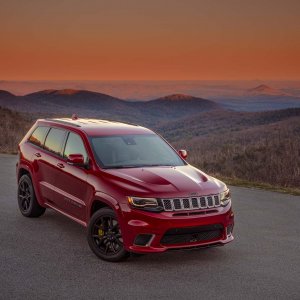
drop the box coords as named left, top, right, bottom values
left=102, top=165, right=226, bottom=197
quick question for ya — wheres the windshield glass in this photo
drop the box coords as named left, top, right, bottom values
left=90, top=134, right=185, bottom=168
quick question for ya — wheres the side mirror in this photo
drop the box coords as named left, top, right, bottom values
left=178, top=149, right=188, bottom=159
left=67, top=154, right=85, bottom=167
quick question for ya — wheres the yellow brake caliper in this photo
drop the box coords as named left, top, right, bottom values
left=98, top=226, right=104, bottom=237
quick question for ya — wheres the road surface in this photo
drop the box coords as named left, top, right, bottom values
left=0, top=154, right=299, bottom=299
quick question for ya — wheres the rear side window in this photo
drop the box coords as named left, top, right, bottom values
left=44, top=128, right=66, bottom=156
left=29, top=126, right=49, bottom=147
left=64, top=132, right=88, bottom=163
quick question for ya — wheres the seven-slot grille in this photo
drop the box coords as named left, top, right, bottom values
left=161, top=195, right=220, bottom=211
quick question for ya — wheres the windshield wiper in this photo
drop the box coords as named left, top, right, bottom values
left=143, top=164, right=174, bottom=167
left=103, top=165, right=141, bottom=169
left=104, top=164, right=174, bottom=169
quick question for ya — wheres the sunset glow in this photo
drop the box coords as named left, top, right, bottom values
left=1, top=0, right=300, bottom=80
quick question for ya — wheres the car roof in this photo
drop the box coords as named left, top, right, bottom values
left=37, top=117, right=154, bottom=136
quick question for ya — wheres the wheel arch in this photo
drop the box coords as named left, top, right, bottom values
left=90, top=192, right=120, bottom=218
left=18, top=167, right=31, bottom=181
left=90, top=200, right=113, bottom=217
left=17, top=159, right=34, bottom=181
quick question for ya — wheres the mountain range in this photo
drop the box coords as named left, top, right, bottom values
left=212, top=84, right=300, bottom=112
left=0, top=84, right=300, bottom=120
left=0, top=89, right=221, bottom=125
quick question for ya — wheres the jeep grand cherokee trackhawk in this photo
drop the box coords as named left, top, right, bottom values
left=16, top=117, right=234, bottom=262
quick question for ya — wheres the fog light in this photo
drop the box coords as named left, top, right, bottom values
left=134, top=234, right=153, bottom=246
left=227, top=224, right=234, bottom=236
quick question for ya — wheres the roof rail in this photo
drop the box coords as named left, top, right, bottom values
left=45, top=118, right=81, bottom=127
left=110, top=119, right=139, bottom=127
left=44, top=117, right=140, bottom=128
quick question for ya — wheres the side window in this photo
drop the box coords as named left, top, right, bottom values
left=44, top=128, right=66, bottom=156
left=64, top=132, right=88, bottom=163
left=28, top=126, right=49, bottom=147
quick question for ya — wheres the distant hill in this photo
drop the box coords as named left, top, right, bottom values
left=156, top=107, right=300, bottom=141
left=0, top=89, right=140, bottom=121
left=148, top=94, right=218, bottom=108
left=213, top=85, right=300, bottom=112
left=26, top=89, right=123, bottom=104
left=0, top=90, right=15, bottom=98
left=28, top=89, right=85, bottom=96
left=25, top=89, right=128, bottom=111
left=247, top=84, right=290, bottom=97
left=132, top=93, right=220, bottom=120
left=151, top=94, right=213, bottom=102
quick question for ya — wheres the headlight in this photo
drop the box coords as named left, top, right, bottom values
left=220, top=189, right=231, bottom=206
left=128, top=197, right=159, bottom=208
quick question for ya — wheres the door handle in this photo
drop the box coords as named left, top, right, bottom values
left=57, top=163, right=65, bottom=169
left=34, top=152, right=41, bottom=157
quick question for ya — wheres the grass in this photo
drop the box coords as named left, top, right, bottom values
left=0, top=151, right=299, bottom=196
left=215, top=175, right=300, bottom=196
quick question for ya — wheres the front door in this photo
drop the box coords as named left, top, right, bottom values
left=54, top=132, right=92, bottom=223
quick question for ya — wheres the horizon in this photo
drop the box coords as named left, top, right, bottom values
left=1, top=79, right=300, bottom=99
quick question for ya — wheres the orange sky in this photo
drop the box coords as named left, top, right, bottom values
left=1, top=0, right=300, bottom=80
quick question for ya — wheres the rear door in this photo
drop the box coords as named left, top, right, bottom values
left=28, top=126, right=51, bottom=202
left=39, top=127, right=68, bottom=210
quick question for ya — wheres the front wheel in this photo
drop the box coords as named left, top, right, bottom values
left=87, top=208, right=129, bottom=262
left=18, top=174, right=46, bottom=218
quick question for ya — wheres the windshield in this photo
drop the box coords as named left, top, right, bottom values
left=90, top=134, right=185, bottom=169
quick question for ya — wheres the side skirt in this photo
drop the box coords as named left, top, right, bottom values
left=45, top=202, right=87, bottom=227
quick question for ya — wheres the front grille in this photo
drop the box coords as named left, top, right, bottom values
left=161, top=224, right=223, bottom=245
left=174, top=199, right=181, bottom=209
left=161, top=194, right=221, bottom=211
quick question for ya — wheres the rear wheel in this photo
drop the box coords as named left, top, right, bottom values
left=87, top=208, right=129, bottom=262
left=18, top=174, right=46, bottom=217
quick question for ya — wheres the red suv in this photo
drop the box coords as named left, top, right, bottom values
left=17, top=117, right=234, bottom=261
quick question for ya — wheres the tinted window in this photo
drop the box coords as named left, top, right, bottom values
left=90, top=134, right=185, bottom=168
left=64, top=132, right=88, bottom=162
left=44, top=128, right=66, bottom=155
left=29, top=126, right=49, bottom=147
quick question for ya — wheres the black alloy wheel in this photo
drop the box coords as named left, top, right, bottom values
left=87, top=208, right=129, bottom=262
left=18, top=174, right=46, bottom=217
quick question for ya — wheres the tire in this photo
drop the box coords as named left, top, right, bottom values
left=18, top=174, right=46, bottom=218
left=87, top=208, right=130, bottom=262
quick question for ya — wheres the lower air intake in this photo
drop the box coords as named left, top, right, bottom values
left=161, top=224, right=223, bottom=245
left=134, top=234, right=153, bottom=246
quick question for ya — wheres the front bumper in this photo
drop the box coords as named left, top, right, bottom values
left=119, top=204, right=234, bottom=253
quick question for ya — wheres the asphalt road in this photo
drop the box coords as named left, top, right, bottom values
left=0, top=154, right=299, bottom=300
